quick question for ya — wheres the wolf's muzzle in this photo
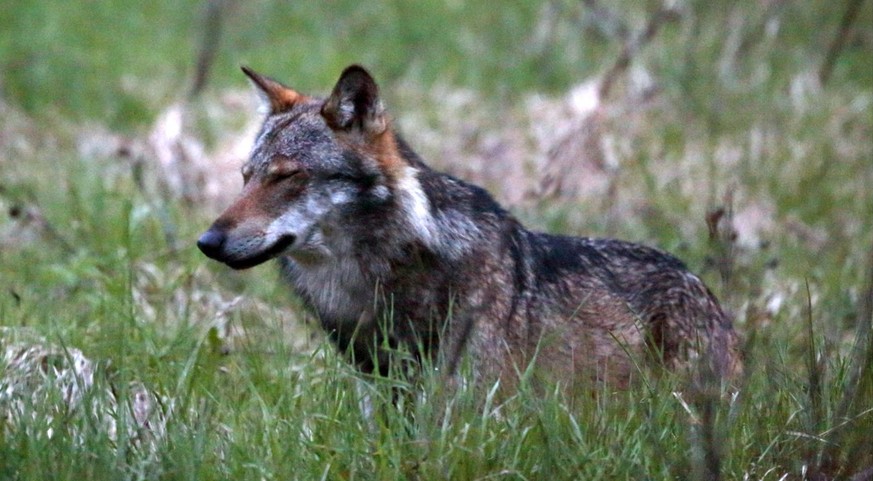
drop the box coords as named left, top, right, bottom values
left=197, top=229, right=227, bottom=260
left=197, top=228, right=296, bottom=270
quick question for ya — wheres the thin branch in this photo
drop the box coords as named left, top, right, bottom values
left=189, top=0, right=229, bottom=99
left=598, top=4, right=681, bottom=101
left=581, top=0, right=630, bottom=41
left=804, top=280, right=825, bottom=471
left=819, top=0, right=866, bottom=86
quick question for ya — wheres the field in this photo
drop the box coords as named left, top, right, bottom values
left=1, top=1, right=872, bottom=479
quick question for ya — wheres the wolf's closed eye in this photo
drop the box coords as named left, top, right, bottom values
left=270, top=168, right=302, bottom=181
left=267, top=156, right=303, bottom=181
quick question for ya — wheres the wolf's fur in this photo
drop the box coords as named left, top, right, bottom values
left=198, top=65, right=741, bottom=388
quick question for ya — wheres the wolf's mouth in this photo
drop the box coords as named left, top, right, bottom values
left=225, top=234, right=296, bottom=270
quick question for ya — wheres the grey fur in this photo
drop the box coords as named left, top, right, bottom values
left=198, top=65, right=742, bottom=389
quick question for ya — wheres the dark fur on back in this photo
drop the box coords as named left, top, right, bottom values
left=198, top=65, right=742, bottom=390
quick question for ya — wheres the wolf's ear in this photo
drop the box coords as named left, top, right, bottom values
left=241, top=66, right=301, bottom=114
left=321, top=65, right=388, bottom=136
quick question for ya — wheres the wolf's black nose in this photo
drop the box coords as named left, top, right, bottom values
left=197, top=229, right=226, bottom=258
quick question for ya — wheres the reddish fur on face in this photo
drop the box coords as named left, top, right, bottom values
left=213, top=172, right=305, bottom=233
left=372, top=129, right=406, bottom=182
left=330, top=125, right=405, bottom=186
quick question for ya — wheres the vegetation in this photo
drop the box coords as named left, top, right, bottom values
left=1, top=0, right=871, bottom=479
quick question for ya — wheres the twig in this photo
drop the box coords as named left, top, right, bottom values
left=735, top=0, right=787, bottom=61
left=819, top=0, right=866, bottom=86
left=699, top=397, right=722, bottom=481
left=805, top=280, right=823, bottom=432
left=3, top=189, right=75, bottom=254
left=130, top=154, right=179, bottom=250
left=536, top=3, right=679, bottom=201
left=581, top=0, right=630, bottom=41
left=189, top=0, right=229, bottom=99
left=804, top=280, right=825, bottom=471
left=598, top=4, right=681, bottom=101
left=705, top=189, right=738, bottom=298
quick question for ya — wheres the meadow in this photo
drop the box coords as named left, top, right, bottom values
left=1, top=1, right=871, bottom=479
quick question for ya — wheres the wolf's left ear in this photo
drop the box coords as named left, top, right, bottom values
left=241, top=66, right=301, bottom=114
left=321, top=65, right=388, bottom=136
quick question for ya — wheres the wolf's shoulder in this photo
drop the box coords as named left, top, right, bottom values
left=417, top=169, right=507, bottom=218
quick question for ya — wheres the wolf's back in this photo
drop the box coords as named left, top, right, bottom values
left=462, top=225, right=742, bottom=385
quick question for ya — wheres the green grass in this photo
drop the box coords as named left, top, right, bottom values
left=2, top=0, right=872, bottom=479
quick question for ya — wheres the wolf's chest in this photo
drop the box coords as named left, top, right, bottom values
left=281, top=256, right=375, bottom=325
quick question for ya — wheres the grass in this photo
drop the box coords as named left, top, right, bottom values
left=2, top=0, right=872, bottom=479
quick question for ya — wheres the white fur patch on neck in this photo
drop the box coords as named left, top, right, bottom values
left=394, top=166, right=483, bottom=260
left=395, top=165, right=437, bottom=246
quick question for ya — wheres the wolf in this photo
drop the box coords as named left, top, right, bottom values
left=197, top=65, right=741, bottom=390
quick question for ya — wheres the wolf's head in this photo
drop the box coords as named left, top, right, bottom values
left=197, top=65, right=417, bottom=269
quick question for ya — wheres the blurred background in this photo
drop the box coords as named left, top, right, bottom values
left=0, top=1, right=872, bottom=476
left=2, top=0, right=870, bottom=311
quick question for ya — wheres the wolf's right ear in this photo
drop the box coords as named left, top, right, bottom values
left=321, top=65, right=388, bottom=137
left=241, top=66, right=301, bottom=114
